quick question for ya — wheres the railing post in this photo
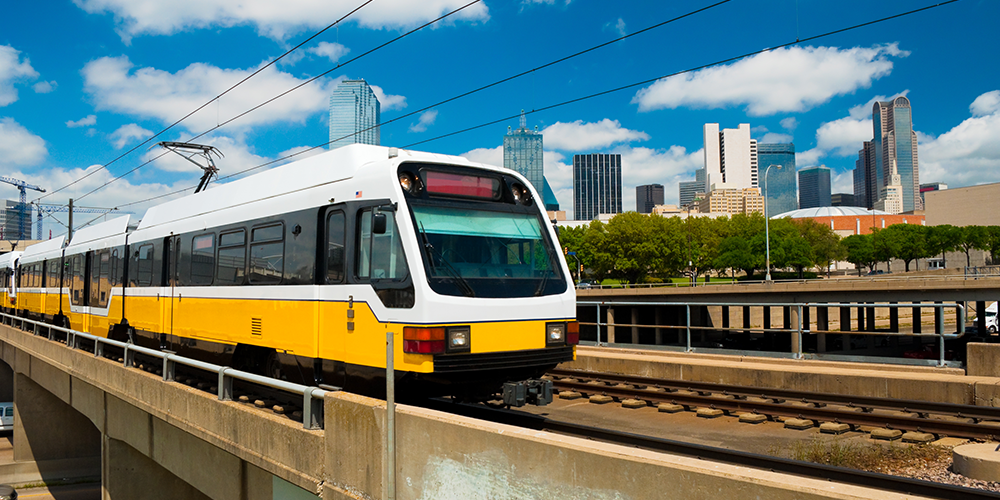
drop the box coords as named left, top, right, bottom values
left=218, top=367, right=233, bottom=401
left=162, top=352, right=176, bottom=381
left=303, top=388, right=323, bottom=431
left=795, top=304, right=803, bottom=359
left=595, top=304, right=602, bottom=346
left=123, top=344, right=134, bottom=368
left=95, top=338, right=104, bottom=358
left=685, top=304, right=692, bottom=352
left=937, top=304, right=945, bottom=368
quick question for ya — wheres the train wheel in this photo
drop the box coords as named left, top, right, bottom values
left=233, top=345, right=281, bottom=380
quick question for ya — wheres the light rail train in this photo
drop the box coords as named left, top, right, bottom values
left=0, top=145, right=577, bottom=402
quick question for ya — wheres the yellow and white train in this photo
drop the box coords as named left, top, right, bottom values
left=1, top=145, right=577, bottom=400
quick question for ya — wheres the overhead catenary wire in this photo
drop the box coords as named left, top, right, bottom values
left=103, top=1, right=959, bottom=217
left=37, top=0, right=378, bottom=203
left=72, top=0, right=485, bottom=204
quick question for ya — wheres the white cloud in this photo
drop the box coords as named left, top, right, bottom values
left=920, top=90, right=1000, bottom=187
left=542, top=119, right=648, bottom=151
left=830, top=169, right=854, bottom=195
left=73, top=0, right=490, bottom=41
left=409, top=110, right=438, bottom=133
left=307, top=42, right=350, bottom=63
left=605, top=17, right=626, bottom=36
left=109, top=123, right=153, bottom=149
left=633, top=44, right=907, bottom=116
left=66, top=115, right=97, bottom=128
left=461, top=145, right=502, bottom=167
left=370, top=84, right=406, bottom=112
left=795, top=147, right=823, bottom=167
left=814, top=116, right=871, bottom=157
left=970, top=90, right=1000, bottom=117
left=0, top=117, right=47, bottom=166
left=0, top=45, right=39, bottom=106
left=780, top=117, right=798, bottom=131
left=33, top=81, right=56, bottom=93
left=760, top=132, right=793, bottom=144
left=82, top=56, right=338, bottom=132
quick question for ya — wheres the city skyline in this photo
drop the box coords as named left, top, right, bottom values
left=328, top=79, right=380, bottom=150
left=0, top=1, right=997, bottom=229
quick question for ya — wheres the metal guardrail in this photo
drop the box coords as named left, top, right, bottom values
left=577, top=272, right=1000, bottom=289
left=0, top=312, right=331, bottom=430
left=578, top=300, right=966, bottom=368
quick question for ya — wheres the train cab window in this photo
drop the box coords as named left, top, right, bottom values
left=326, top=212, right=345, bottom=283
left=356, top=208, right=409, bottom=281
left=216, top=230, right=246, bottom=285
left=136, top=244, right=154, bottom=287
left=191, top=234, right=216, bottom=285
left=249, top=224, right=283, bottom=285
left=70, top=255, right=85, bottom=306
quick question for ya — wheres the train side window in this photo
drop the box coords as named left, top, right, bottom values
left=90, top=252, right=102, bottom=306
left=98, top=250, right=111, bottom=307
left=137, top=244, right=154, bottom=287
left=191, top=234, right=215, bottom=285
left=48, top=259, right=59, bottom=288
left=356, top=208, right=408, bottom=281
left=326, top=211, right=345, bottom=283
left=70, top=255, right=85, bottom=306
left=249, top=223, right=283, bottom=285
left=217, top=230, right=246, bottom=285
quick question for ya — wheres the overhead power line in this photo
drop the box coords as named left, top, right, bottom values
left=72, top=0, right=485, bottom=203
left=110, top=0, right=959, bottom=214
left=37, top=0, right=378, bottom=203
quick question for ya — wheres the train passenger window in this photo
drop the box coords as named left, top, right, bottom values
left=70, top=255, right=85, bottom=306
left=356, top=208, right=408, bottom=281
left=111, top=249, right=123, bottom=287
left=98, top=251, right=111, bottom=307
left=326, top=212, right=345, bottom=283
left=249, top=224, right=283, bottom=285
left=216, top=230, right=246, bottom=285
left=90, top=252, right=102, bottom=306
left=191, top=234, right=215, bottom=285
left=47, top=259, right=60, bottom=288
left=137, top=244, right=154, bottom=287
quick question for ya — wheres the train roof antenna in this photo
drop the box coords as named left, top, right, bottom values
left=154, top=141, right=224, bottom=193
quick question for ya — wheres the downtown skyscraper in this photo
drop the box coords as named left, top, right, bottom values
left=855, top=96, right=919, bottom=211
left=573, top=154, right=621, bottom=220
left=757, top=143, right=797, bottom=216
left=503, top=111, right=544, bottom=194
left=329, top=79, right=380, bottom=150
left=798, top=166, right=832, bottom=209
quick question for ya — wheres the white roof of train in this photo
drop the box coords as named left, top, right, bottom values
left=63, top=215, right=131, bottom=253
left=19, top=236, right=66, bottom=263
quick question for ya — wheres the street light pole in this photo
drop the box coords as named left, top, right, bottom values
left=764, top=164, right=782, bottom=282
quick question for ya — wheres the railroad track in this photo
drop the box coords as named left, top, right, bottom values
left=547, top=368, right=1000, bottom=440
left=424, top=398, right=1000, bottom=500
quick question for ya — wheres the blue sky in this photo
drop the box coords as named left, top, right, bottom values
left=0, top=0, right=997, bottom=233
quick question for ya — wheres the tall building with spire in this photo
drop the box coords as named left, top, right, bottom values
left=329, top=79, right=380, bottom=150
left=503, top=110, right=544, bottom=193
left=872, top=96, right=920, bottom=212
left=874, top=160, right=904, bottom=215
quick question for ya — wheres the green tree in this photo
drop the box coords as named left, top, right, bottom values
left=683, top=216, right=723, bottom=282
left=958, top=225, right=990, bottom=267
left=882, top=224, right=928, bottom=272
left=926, top=225, right=961, bottom=267
left=795, top=218, right=844, bottom=275
left=872, top=227, right=902, bottom=272
left=714, top=235, right=758, bottom=278
left=986, top=226, right=1000, bottom=265
left=842, top=234, right=876, bottom=275
left=580, top=220, right=612, bottom=282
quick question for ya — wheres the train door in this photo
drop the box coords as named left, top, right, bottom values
left=88, top=250, right=112, bottom=336
left=317, top=209, right=348, bottom=366
left=68, top=253, right=90, bottom=333
left=163, top=235, right=181, bottom=350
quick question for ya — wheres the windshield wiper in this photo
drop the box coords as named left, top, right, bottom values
left=418, top=222, right=475, bottom=297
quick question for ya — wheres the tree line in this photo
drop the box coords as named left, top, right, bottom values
left=556, top=212, right=1000, bottom=284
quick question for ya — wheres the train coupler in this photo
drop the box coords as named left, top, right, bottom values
left=502, top=379, right=553, bottom=407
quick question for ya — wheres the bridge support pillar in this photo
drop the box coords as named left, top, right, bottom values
left=913, top=302, right=922, bottom=334
left=13, top=372, right=100, bottom=464
left=742, top=306, right=751, bottom=335
left=721, top=306, right=729, bottom=331
left=889, top=302, right=899, bottom=332
left=0, top=359, right=11, bottom=401
left=606, top=307, right=615, bottom=344
left=866, top=303, right=876, bottom=332
left=654, top=308, right=662, bottom=345
left=103, top=436, right=213, bottom=500
left=816, top=305, right=828, bottom=353
left=934, top=301, right=943, bottom=334
left=977, top=301, right=987, bottom=336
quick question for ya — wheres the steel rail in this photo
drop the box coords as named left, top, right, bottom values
left=423, top=399, right=1000, bottom=500
left=550, top=368, right=1000, bottom=423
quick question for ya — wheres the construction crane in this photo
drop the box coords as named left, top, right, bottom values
left=0, top=176, right=45, bottom=241
left=34, top=203, right=134, bottom=240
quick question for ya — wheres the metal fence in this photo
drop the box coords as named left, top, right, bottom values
left=0, top=313, right=331, bottom=430
left=965, top=266, right=1000, bottom=279
left=578, top=300, right=967, bottom=368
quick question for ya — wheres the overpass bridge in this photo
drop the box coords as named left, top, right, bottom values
left=0, top=314, right=913, bottom=500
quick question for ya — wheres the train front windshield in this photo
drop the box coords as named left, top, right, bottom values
left=411, top=205, right=567, bottom=298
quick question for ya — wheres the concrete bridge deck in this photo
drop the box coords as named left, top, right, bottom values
left=0, top=321, right=979, bottom=499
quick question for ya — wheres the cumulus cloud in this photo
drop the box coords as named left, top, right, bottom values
left=760, top=132, right=793, bottom=144
left=633, top=44, right=907, bottom=116
left=66, top=115, right=97, bottom=128
left=409, top=110, right=437, bottom=133
left=461, top=145, right=502, bottom=167
left=82, top=56, right=338, bottom=132
left=920, top=90, right=1000, bottom=187
left=307, top=42, right=350, bottom=63
left=542, top=119, right=648, bottom=151
left=73, top=0, right=489, bottom=42
left=0, top=117, right=47, bottom=167
left=33, top=81, right=57, bottom=93
left=109, top=123, right=153, bottom=149
left=370, top=84, right=406, bottom=112
left=0, top=45, right=39, bottom=106
left=970, top=90, right=1000, bottom=117
left=606, top=18, right=626, bottom=36
left=780, top=117, right=798, bottom=131
left=809, top=91, right=908, bottom=159
left=795, top=147, right=823, bottom=167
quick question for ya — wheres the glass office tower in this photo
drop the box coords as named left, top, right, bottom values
left=329, top=79, right=380, bottom=150
left=873, top=96, right=920, bottom=212
left=757, top=143, right=797, bottom=216
left=573, top=154, right=622, bottom=220
left=798, top=166, right=832, bottom=209
left=503, top=111, right=544, bottom=194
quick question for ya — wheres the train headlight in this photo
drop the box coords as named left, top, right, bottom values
left=546, top=322, right=566, bottom=346
left=446, top=326, right=471, bottom=353
left=511, top=183, right=533, bottom=206
left=399, top=172, right=419, bottom=194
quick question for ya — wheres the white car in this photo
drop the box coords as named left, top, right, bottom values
left=0, top=403, right=12, bottom=432
left=987, top=302, right=998, bottom=333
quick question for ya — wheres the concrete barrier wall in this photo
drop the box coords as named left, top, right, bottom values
left=322, top=392, right=930, bottom=500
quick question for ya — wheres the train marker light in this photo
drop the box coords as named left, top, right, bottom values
left=566, top=321, right=580, bottom=345
left=403, top=327, right=446, bottom=354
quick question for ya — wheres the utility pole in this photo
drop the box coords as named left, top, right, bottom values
left=68, top=199, right=74, bottom=242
